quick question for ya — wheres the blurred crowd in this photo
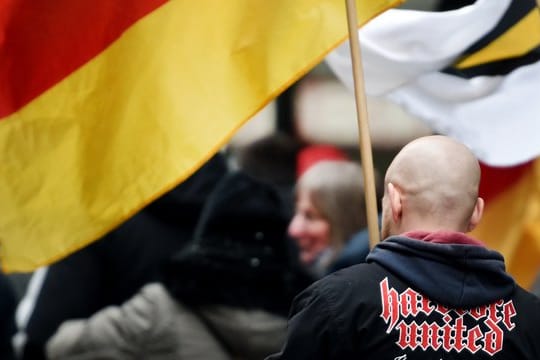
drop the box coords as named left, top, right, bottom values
left=4, top=1, right=540, bottom=358
left=2, top=131, right=540, bottom=359
left=1, top=134, right=376, bottom=360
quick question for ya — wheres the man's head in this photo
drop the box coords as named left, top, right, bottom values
left=380, top=135, right=484, bottom=239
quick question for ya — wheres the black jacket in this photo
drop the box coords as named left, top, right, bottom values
left=0, top=273, right=16, bottom=360
left=21, top=154, right=228, bottom=360
left=269, top=233, right=540, bottom=359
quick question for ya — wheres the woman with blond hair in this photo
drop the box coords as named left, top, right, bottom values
left=288, top=160, right=372, bottom=277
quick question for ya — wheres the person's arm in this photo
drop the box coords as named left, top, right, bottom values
left=46, top=283, right=172, bottom=359
left=266, top=280, right=345, bottom=360
left=0, top=273, right=17, bottom=360
left=20, top=246, right=104, bottom=360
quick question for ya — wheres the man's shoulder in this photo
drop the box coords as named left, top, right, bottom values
left=326, top=262, right=387, bottom=283
left=309, top=262, right=390, bottom=302
left=511, top=284, right=540, bottom=316
left=513, top=284, right=540, bottom=302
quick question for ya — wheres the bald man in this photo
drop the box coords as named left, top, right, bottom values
left=381, top=135, right=484, bottom=239
left=267, top=136, right=540, bottom=360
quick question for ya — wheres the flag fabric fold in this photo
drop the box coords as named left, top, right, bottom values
left=0, top=0, right=401, bottom=272
left=474, top=161, right=540, bottom=289
left=327, top=0, right=540, bottom=167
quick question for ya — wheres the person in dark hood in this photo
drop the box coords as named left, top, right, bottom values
left=45, top=171, right=313, bottom=360
left=267, top=135, right=540, bottom=360
left=16, top=153, right=228, bottom=360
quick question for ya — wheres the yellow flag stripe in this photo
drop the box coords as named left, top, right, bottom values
left=456, top=8, right=540, bottom=69
left=471, top=159, right=540, bottom=288
left=0, top=0, right=400, bottom=271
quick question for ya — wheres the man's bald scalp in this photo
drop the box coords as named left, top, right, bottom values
left=385, top=136, right=481, bottom=229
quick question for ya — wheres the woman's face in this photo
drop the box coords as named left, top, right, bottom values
left=288, top=188, right=331, bottom=265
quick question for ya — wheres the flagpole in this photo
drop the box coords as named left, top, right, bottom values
left=344, top=0, right=380, bottom=248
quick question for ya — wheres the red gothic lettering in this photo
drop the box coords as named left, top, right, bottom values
left=399, top=288, right=434, bottom=319
left=420, top=296, right=433, bottom=316
left=394, top=319, right=508, bottom=356
left=434, top=303, right=454, bottom=324
left=502, top=301, right=516, bottom=330
left=434, top=303, right=449, bottom=316
left=483, top=318, right=504, bottom=355
left=468, top=306, right=487, bottom=321
left=487, top=301, right=503, bottom=324
left=452, top=317, right=466, bottom=352
left=441, top=323, right=454, bottom=352
left=379, top=279, right=517, bottom=357
left=396, top=321, right=419, bottom=350
left=380, top=278, right=400, bottom=332
left=418, top=321, right=441, bottom=351
left=400, top=288, right=418, bottom=317
left=465, top=325, right=483, bottom=354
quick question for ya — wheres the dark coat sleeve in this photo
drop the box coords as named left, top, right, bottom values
left=21, top=154, right=228, bottom=360
left=22, top=244, right=104, bottom=360
left=21, top=215, right=192, bottom=360
left=0, top=273, right=16, bottom=360
left=266, top=279, right=347, bottom=360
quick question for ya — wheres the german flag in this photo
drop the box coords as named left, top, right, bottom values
left=0, top=0, right=401, bottom=272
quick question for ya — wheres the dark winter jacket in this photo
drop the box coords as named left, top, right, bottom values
left=21, top=154, right=228, bottom=360
left=46, top=170, right=314, bottom=360
left=0, top=272, right=16, bottom=360
left=268, top=231, right=540, bottom=359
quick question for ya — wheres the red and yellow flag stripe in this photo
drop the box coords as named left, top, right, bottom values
left=0, top=0, right=168, bottom=117
left=0, top=0, right=401, bottom=271
left=473, top=160, right=540, bottom=289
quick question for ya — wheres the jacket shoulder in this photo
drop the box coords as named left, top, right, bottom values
left=321, top=262, right=390, bottom=291
left=302, top=263, right=390, bottom=320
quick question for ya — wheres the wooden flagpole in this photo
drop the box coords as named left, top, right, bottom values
left=344, top=0, right=380, bottom=249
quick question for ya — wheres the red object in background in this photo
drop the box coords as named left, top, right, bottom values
left=296, top=144, right=349, bottom=178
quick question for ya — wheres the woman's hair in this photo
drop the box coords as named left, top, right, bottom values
left=295, top=160, right=367, bottom=251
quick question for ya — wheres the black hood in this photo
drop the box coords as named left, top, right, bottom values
left=162, top=171, right=314, bottom=316
left=367, top=235, right=516, bottom=308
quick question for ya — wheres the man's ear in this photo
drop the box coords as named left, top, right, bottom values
left=387, top=182, right=402, bottom=223
left=467, top=197, right=484, bottom=232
